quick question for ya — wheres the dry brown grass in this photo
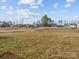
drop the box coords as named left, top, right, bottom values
left=0, top=28, right=79, bottom=59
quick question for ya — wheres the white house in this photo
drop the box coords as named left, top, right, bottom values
left=69, top=24, right=77, bottom=29
left=76, top=22, right=79, bottom=28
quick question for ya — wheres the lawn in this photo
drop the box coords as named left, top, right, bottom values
left=0, top=28, right=79, bottom=59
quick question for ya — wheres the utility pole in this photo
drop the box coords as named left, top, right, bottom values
left=21, top=18, right=24, bottom=27
left=22, top=19, right=24, bottom=25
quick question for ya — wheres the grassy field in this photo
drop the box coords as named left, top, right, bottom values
left=0, top=28, right=79, bottom=59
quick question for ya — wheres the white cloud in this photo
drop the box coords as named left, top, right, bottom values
left=74, top=16, right=79, bottom=18
left=66, top=0, right=76, bottom=3
left=37, top=0, right=43, bottom=6
left=1, top=0, right=6, bottom=2
left=18, top=0, right=33, bottom=5
left=9, top=6, right=14, bottom=10
left=16, top=9, right=40, bottom=19
left=53, top=3, right=58, bottom=8
left=1, top=6, right=6, bottom=10
left=1, top=6, right=14, bottom=10
left=64, top=0, right=76, bottom=8
left=30, top=5, right=39, bottom=8
left=64, top=3, right=71, bottom=8
left=18, top=0, right=43, bottom=8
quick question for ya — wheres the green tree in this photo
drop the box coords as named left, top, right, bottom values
left=2, top=22, right=9, bottom=27
left=58, top=20, right=63, bottom=25
left=1, top=21, right=13, bottom=27
left=41, top=15, right=50, bottom=27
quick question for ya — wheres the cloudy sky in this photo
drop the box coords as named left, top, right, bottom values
left=0, top=0, right=79, bottom=24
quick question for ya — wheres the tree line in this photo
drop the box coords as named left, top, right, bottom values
left=34, top=14, right=78, bottom=28
left=0, top=14, right=78, bottom=28
left=34, top=14, right=64, bottom=27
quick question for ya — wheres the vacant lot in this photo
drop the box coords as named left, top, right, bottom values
left=0, top=28, right=79, bottom=59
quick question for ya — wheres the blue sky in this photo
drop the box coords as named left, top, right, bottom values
left=0, top=0, right=79, bottom=24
